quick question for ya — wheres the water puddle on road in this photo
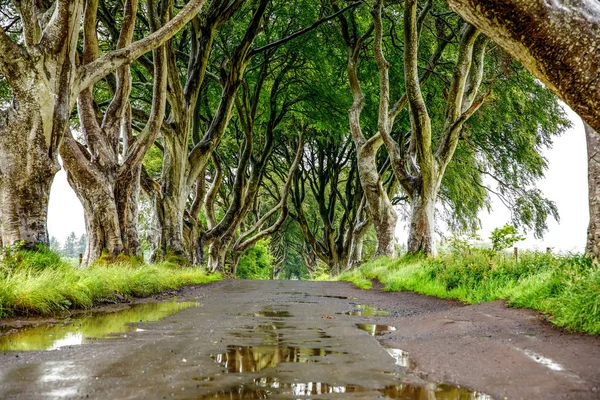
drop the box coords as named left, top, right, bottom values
left=0, top=301, right=199, bottom=352
left=196, top=311, right=493, bottom=399
left=356, top=323, right=397, bottom=336
left=345, top=304, right=390, bottom=316
left=197, top=377, right=492, bottom=399
left=212, top=345, right=347, bottom=373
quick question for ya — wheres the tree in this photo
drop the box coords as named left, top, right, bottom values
left=61, top=0, right=169, bottom=263
left=332, top=0, right=398, bottom=257
left=0, top=0, right=207, bottom=249
left=490, top=225, right=525, bottom=251
left=445, top=0, right=600, bottom=260
left=77, top=234, right=88, bottom=257
left=49, top=237, right=61, bottom=253
left=62, top=232, right=78, bottom=258
left=289, top=130, right=371, bottom=275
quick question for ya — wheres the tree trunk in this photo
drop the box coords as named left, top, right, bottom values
left=115, top=166, right=142, bottom=257
left=585, top=122, right=600, bottom=259
left=347, top=229, right=366, bottom=270
left=76, top=184, right=124, bottom=263
left=0, top=149, right=57, bottom=248
left=207, top=239, right=228, bottom=272
left=407, top=186, right=438, bottom=256
left=357, top=140, right=397, bottom=258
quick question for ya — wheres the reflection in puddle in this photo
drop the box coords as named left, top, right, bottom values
left=387, top=348, right=412, bottom=368
left=211, top=345, right=346, bottom=373
left=255, top=377, right=364, bottom=394
left=345, top=304, right=390, bottom=316
left=356, top=323, right=397, bottom=336
left=0, top=301, right=199, bottom=352
left=199, top=319, right=493, bottom=400
left=197, top=377, right=492, bottom=399
left=253, top=309, right=291, bottom=318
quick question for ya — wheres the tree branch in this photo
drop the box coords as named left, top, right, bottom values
left=78, top=0, right=207, bottom=91
left=250, top=1, right=363, bottom=56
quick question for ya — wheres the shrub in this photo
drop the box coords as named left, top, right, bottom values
left=236, top=239, right=274, bottom=280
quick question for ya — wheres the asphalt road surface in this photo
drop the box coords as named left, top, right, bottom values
left=0, top=280, right=599, bottom=399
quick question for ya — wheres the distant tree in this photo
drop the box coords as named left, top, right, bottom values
left=63, top=232, right=78, bottom=259
left=490, top=225, right=525, bottom=252
left=77, top=234, right=88, bottom=257
left=49, top=237, right=61, bottom=253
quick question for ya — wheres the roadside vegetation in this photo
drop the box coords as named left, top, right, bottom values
left=339, top=249, right=600, bottom=335
left=0, top=244, right=220, bottom=319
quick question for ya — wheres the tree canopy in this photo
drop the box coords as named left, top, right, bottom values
left=0, top=0, right=570, bottom=275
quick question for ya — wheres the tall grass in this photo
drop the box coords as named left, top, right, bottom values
left=0, top=247, right=220, bottom=319
left=339, top=251, right=600, bottom=335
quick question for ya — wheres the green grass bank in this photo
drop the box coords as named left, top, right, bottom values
left=339, top=251, right=600, bottom=335
left=0, top=247, right=220, bottom=319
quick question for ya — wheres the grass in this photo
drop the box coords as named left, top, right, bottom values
left=339, top=251, right=600, bottom=335
left=0, top=247, right=221, bottom=319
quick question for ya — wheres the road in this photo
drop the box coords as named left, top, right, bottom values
left=0, top=280, right=599, bottom=399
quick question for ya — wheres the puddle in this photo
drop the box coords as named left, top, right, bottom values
left=356, top=323, right=397, bottom=336
left=253, top=310, right=291, bottom=318
left=0, top=301, right=199, bottom=352
left=195, top=317, right=492, bottom=399
left=197, top=377, right=492, bottom=399
left=233, top=307, right=292, bottom=318
left=386, top=348, right=412, bottom=368
left=345, top=304, right=390, bottom=316
left=211, top=345, right=346, bottom=373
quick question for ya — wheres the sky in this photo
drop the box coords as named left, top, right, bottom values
left=47, top=104, right=589, bottom=252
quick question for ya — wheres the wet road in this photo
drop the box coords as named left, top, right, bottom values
left=1, top=280, right=599, bottom=399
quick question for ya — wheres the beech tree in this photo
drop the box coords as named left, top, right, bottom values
left=333, top=0, right=397, bottom=257
left=61, top=0, right=168, bottom=263
left=0, top=0, right=206, bottom=249
left=445, top=0, right=600, bottom=259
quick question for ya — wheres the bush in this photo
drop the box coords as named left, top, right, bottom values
left=236, top=239, right=274, bottom=280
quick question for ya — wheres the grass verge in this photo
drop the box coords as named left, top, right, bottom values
left=0, top=247, right=220, bottom=319
left=339, top=251, right=600, bottom=335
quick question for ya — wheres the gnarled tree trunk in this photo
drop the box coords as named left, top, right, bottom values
left=585, top=122, right=600, bottom=259
left=407, top=187, right=438, bottom=256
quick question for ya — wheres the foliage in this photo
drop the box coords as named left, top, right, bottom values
left=0, top=250, right=220, bottom=319
left=236, top=239, right=274, bottom=280
left=446, top=233, right=482, bottom=254
left=490, top=224, right=526, bottom=251
left=339, top=251, right=600, bottom=335
left=62, top=232, right=79, bottom=258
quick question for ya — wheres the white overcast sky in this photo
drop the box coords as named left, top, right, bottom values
left=48, top=103, right=589, bottom=252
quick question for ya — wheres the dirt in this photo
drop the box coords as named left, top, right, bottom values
left=0, top=280, right=598, bottom=399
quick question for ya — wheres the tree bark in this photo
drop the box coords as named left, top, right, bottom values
left=585, top=122, right=600, bottom=259
left=407, top=187, right=438, bottom=256
left=446, top=0, right=600, bottom=134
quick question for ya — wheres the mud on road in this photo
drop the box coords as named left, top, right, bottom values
left=0, top=280, right=599, bottom=399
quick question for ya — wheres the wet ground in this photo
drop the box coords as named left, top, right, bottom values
left=0, top=280, right=599, bottom=399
